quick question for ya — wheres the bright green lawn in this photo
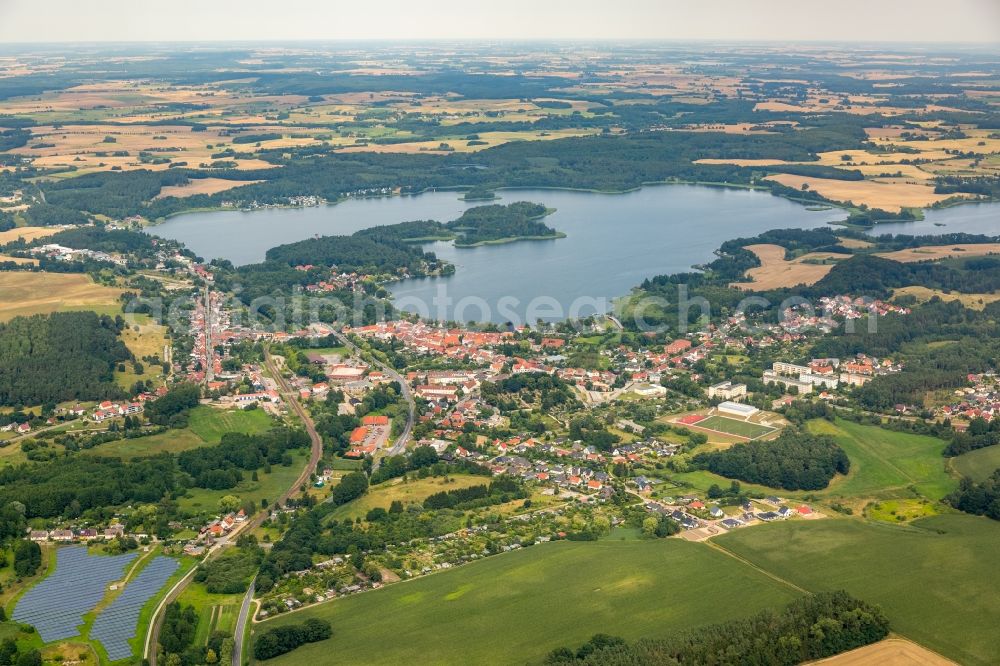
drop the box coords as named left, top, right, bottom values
left=255, top=538, right=800, bottom=665
left=951, top=444, right=1000, bottom=483
left=807, top=419, right=955, bottom=500
left=716, top=514, right=1000, bottom=666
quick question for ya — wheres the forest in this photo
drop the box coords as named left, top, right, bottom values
left=544, top=591, right=889, bottom=665
left=0, top=312, right=132, bottom=407
left=692, top=429, right=849, bottom=490
left=446, top=201, right=558, bottom=246
left=947, top=470, right=1000, bottom=521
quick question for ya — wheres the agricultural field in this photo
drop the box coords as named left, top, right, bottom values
left=154, top=177, right=264, bottom=199
left=876, top=243, right=1000, bottom=263
left=764, top=174, right=961, bottom=212
left=806, top=419, right=955, bottom=503
left=0, top=272, right=124, bottom=321
left=733, top=243, right=850, bottom=291
left=892, top=285, right=1000, bottom=310
left=254, top=537, right=800, bottom=666
left=329, top=474, right=492, bottom=522
left=950, top=444, right=1000, bottom=483
left=813, top=638, right=955, bottom=666
left=0, top=226, right=60, bottom=245
left=716, top=515, right=1000, bottom=666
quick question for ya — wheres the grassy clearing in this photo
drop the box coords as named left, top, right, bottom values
left=329, top=474, right=490, bottom=522
left=91, top=406, right=274, bottom=459
left=864, top=498, right=940, bottom=523
left=0, top=272, right=124, bottom=321
left=951, top=444, right=1000, bottom=483
left=116, top=320, right=168, bottom=390
left=255, top=538, right=800, bottom=665
left=178, top=449, right=308, bottom=513
left=806, top=419, right=955, bottom=501
left=716, top=515, right=1000, bottom=666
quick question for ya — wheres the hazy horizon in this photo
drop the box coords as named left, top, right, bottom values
left=1, top=0, right=998, bottom=44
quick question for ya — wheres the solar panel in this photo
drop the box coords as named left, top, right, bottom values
left=12, top=546, right=138, bottom=643
left=91, top=556, right=180, bottom=661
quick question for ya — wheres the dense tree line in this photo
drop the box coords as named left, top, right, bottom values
left=177, top=428, right=310, bottom=490
left=145, top=383, right=202, bottom=426
left=545, top=591, right=889, bottom=665
left=482, top=372, right=578, bottom=411
left=693, top=430, right=849, bottom=490
left=0, top=454, right=175, bottom=518
left=264, top=234, right=437, bottom=275
left=947, top=470, right=1000, bottom=520
left=423, top=475, right=526, bottom=510
left=193, top=542, right=263, bottom=593
left=253, top=618, right=332, bottom=661
left=0, top=312, right=131, bottom=407
left=944, top=418, right=1000, bottom=457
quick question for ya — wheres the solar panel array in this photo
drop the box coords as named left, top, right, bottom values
left=13, top=546, right=138, bottom=642
left=91, top=556, right=180, bottom=662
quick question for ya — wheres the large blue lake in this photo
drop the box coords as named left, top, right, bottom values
left=151, top=186, right=999, bottom=323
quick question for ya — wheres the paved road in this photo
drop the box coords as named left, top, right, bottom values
left=146, top=348, right=324, bottom=666
left=332, top=331, right=415, bottom=461
left=232, top=577, right=256, bottom=666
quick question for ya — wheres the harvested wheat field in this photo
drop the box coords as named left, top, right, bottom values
left=0, top=255, right=38, bottom=265
left=0, top=272, right=124, bottom=321
left=893, top=286, right=1000, bottom=310
left=764, top=174, right=963, bottom=212
left=731, top=244, right=851, bottom=291
left=877, top=243, right=1000, bottom=263
left=0, top=226, right=61, bottom=245
left=155, top=177, right=262, bottom=199
left=837, top=237, right=874, bottom=249
left=809, top=638, right=956, bottom=666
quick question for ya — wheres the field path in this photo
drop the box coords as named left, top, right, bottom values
left=703, top=541, right=810, bottom=595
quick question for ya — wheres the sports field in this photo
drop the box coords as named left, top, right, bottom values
left=716, top=515, right=1000, bottom=666
left=694, top=414, right=775, bottom=439
left=806, top=419, right=954, bottom=501
left=255, top=538, right=800, bottom=665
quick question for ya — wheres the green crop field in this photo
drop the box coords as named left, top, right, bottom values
left=716, top=515, right=1000, bottom=666
left=806, top=419, right=955, bottom=501
left=951, top=444, right=1000, bottom=483
left=695, top=415, right=775, bottom=439
left=253, top=538, right=800, bottom=665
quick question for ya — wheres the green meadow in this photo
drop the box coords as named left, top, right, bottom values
left=951, top=444, right=1000, bottom=483
left=806, top=419, right=955, bottom=501
left=254, top=538, right=800, bottom=665
left=716, top=515, right=1000, bottom=666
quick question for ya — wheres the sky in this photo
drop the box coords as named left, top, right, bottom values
left=0, top=0, right=998, bottom=43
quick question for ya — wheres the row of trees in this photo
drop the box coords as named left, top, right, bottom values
left=546, top=591, right=889, bottom=665
left=253, top=618, right=332, bottom=661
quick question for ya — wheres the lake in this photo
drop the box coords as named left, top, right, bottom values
left=151, top=186, right=998, bottom=323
